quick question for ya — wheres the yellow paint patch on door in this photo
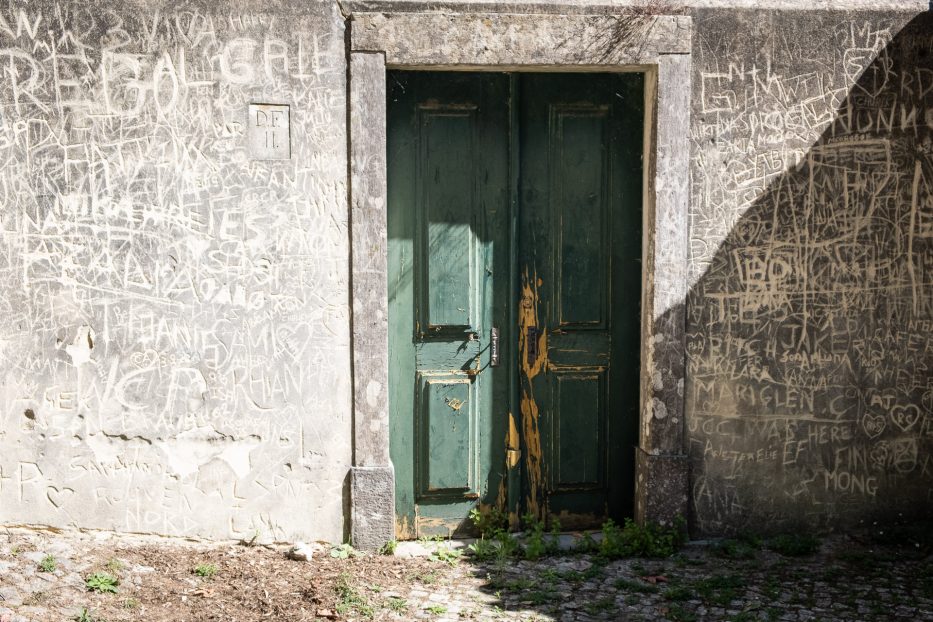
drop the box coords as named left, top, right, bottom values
left=518, top=268, right=547, bottom=519
left=396, top=514, right=414, bottom=540
left=507, top=412, right=521, bottom=468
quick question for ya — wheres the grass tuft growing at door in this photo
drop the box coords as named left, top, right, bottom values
left=600, top=516, right=687, bottom=559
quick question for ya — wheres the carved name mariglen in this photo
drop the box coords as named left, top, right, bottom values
left=248, top=103, right=291, bottom=160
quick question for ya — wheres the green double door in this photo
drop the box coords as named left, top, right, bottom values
left=388, top=72, right=643, bottom=538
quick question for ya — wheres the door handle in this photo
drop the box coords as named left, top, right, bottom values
left=490, top=327, right=500, bottom=367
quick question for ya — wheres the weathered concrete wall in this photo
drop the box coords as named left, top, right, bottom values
left=0, top=0, right=351, bottom=541
left=0, top=0, right=930, bottom=542
left=686, top=9, right=933, bottom=534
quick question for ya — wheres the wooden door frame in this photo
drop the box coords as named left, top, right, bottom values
left=346, top=7, right=693, bottom=550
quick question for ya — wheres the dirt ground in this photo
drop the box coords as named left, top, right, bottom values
left=0, top=526, right=931, bottom=622
left=0, top=531, right=430, bottom=622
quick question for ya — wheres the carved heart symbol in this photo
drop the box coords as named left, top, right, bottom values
left=890, top=404, right=921, bottom=432
left=862, top=413, right=886, bottom=439
left=869, top=442, right=889, bottom=470
left=46, top=486, right=75, bottom=509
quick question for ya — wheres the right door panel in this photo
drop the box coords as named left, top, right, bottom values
left=518, top=73, right=644, bottom=528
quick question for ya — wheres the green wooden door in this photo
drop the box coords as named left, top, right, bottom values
left=388, top=72, right=642, bottom=537
left=387, top=72, right=512, bottom=538
left=518, top=74, right=643, bottom=528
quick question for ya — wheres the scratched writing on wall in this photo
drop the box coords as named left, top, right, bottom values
left=687, top=13, right=932, bottom=533
left=0, top=3, right=351, bottom=540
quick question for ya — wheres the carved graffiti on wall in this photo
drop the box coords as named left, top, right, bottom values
left=687, top=12, right=933, bottom=533
left=0, top=3, right=351, bottom=541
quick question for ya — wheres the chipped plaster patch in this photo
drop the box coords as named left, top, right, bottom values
left=219, top=440, right=259, bottom=479
left=65, top=326, right=94, bottom=366
left=365, top=380, right=382, bottom=408
left=85, top=433, right=123, bottom=465
left=652, top=398, right=668, bottom=420
left=156, top=428, right=259, bottom=479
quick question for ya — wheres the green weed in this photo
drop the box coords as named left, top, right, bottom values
left=193, top=563, right=218, bottom=578
left=712, top=538, right=758, bottom=560
left=664, top=584, right=693, bottom=601
left=412, top=570, right=439, bottom=585
left=335, top=572, right=374, bottom=619
left=505, top=578, right=535, bottom=591
left=85, top=573, right=119, bottom=594
left=380, top=540, right=398, bottom=555
left=575, top=531, right=600, bottom=553
left=821, top=565, right=843, bottom=581
left=600, top=516, right=687, bottom=559
left=385, top=596, right=408, bottom=613
left=73, top=608, right=98, bottom=622
left=693, top=574, right=744, bottom=606
left=762, top=577, right=781, bottom=600
left=672, top=553, right=707, bottom=567
left=468, top=529, right=519, bottom=562
left=667, top=603, right=698, bottom=621
left=331, top=543, right=362, bottom=559
left=425, top=604, right=447, bottom=615
left=768, top=533, right=820, bottom=557
left=469, top=506, right=509, bottom=537
left=583, top=561, right=606, bottom=580
left=584, top=596, right=616, bottom=614
left=105, top=558, right=124, bottom=574
left=527, top=588, right=560, bottom=605
left=556, top=569, right=584, bottom=582
left=548, top=518, right=563, bottom=554
left=429, top=544, right=462, bottom=565
left=523, top=513, right=549, bottom=560
left=38, top=554, right=56, bottom=573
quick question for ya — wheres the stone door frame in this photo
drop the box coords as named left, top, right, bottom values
left=346, top=8, right=692, bottom=550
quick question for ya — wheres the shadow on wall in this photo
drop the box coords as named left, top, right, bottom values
left=673, top=11, right=933, bottom=535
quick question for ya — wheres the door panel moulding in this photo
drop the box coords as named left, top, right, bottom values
left=347, top=9, right=692, bottom=550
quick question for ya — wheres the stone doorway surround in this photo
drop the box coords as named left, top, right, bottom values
left=346, top=4, right=692, bottom=550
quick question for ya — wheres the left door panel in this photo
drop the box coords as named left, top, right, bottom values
left=388, top=72, right=511, bottom=538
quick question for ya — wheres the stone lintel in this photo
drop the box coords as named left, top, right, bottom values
left=351, top=12, right=691, bottom=66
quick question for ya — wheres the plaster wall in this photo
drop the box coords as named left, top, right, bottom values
left=0, top=0, right=351, bottom=542
left=0, top=0, right=930, bottom=541
left=686, top=8, right=933, bottom=534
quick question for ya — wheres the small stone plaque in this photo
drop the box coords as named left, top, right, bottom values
left=248, top=103, right=290, bottom=160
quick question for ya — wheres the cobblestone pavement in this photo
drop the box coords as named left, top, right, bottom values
left=0, top=528, right=930, bottom=621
